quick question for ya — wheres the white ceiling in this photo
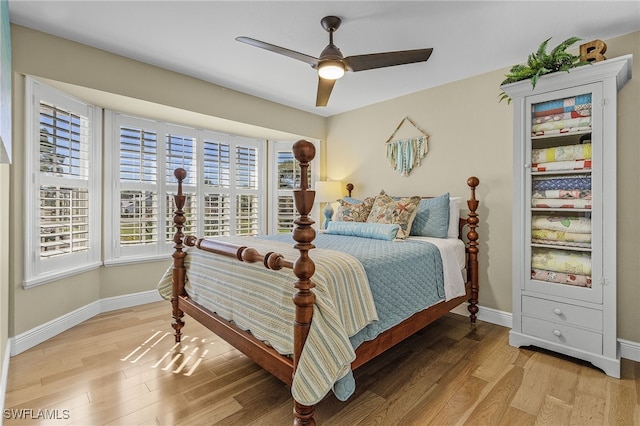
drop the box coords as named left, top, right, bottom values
left=8, top=1, right=640, bottom=117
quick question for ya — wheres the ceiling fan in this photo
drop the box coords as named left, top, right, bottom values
left=236, top=16, right=433, bottom=107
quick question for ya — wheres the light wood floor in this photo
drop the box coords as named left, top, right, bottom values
left=4, top=301, right=639, bottom=425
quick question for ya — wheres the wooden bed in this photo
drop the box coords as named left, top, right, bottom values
left=168, top=139, right=479, bottom=425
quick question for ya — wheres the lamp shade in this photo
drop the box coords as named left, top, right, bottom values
left=315, top=181, right=343, bottom=203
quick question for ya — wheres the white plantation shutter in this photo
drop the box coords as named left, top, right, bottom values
left=104, top=114, right=164, bottom=260
left=38, top=103, right=91, bottom=257
left=164, top=126, right=198, bottom=242
left=203, top=139, right=230, bottom=187
left=166, top=132, right=196, bottom=185
left=277, top=194, right=296, bottom=233
left=203, top=193, right=231, bottom=236
left=202, top=137, right=231, bottom=237
left=276, top=150, right=296, bottom=233
left=165, top=192, right=197, bottom=241
left=25, top=78, right=102, bottom=287
left=105, top=118, right=266, bottom=263
left=119, top=125, right=158, bottom=247
left=235, top=194, right=259, bottom=235
left=234, top=144, right=260, bottom=235
left=39, top=186, right=89, bottom=257
left=268, top=142, right=319, bottom=234
left=120, top=190, right=158, bottom=245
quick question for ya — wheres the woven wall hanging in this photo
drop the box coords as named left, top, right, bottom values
left=385, top=116, right=429, bottom=176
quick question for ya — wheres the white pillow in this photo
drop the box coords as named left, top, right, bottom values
left=448, top=197, right=462, bottom=238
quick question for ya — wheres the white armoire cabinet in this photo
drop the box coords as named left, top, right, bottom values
left=502, top=54, right=632, bottom=378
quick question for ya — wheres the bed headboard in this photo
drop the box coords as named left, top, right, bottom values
left=343, top=179, right=479, bottom=242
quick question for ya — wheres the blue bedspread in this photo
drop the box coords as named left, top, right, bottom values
left=263, top=233, right=446, bottom=399
left=262, top=233, right=446, bottom=348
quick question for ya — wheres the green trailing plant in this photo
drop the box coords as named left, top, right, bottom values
left=499, top=37, right=590, bottom=103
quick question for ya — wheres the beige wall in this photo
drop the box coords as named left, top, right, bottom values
left=9, top=25, right=326, bottom=336
left=326, top=31, right=640, bottom=342
left=6, top=23, right=639, bottom=345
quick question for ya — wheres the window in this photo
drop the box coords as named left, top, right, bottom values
left=24, top=77, right=102, bottom=287
left=268, top=141, right=319, bottom=234
left=25, top=81, right=320, bottom=278
left=105, top=113, right=266, bottom=264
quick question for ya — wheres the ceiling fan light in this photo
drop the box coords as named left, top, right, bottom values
left=318, top=60, right=345, bottom=80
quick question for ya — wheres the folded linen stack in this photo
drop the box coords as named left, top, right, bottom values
left=531, top=173, right=592, bottom=209
left=531, top=143, right=592, bottom=173
left=530, top=214, right=591, bottom=248
left=531, top=94, right=592, bottom=137
left=531, top=246, right=592, bottom=288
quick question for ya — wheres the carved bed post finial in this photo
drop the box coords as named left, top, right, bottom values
left=346, top=183, right=354, bottom=198
left=465, top=176, right=480, bottom=323
left=290, top=140, right=317, bottom=426
left=172, top=168, right=188, bottom=342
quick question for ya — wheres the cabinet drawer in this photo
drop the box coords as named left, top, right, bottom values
left=522, top=296, right=602, bottom=331
left=522, top=315, right=602, bottom=354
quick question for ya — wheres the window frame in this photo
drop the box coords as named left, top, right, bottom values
left=24, top=77, right=102, bottom=288
left=267, top=140, right=320, bottom=234
left=104, top=112, right=267, bottom=265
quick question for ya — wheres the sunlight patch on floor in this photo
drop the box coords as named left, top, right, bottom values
left=121, top=331, right=212, bottom=376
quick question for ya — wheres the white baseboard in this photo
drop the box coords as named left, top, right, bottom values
left=6, top=295, right=640, bottom=364
left=10, top=290, right=162, bottom=356
left=619, top=338, right=640, bottom=363
left=450, top=303, right=640, bottom=362
left=449, top=302, right=513, bottom=328
left=99, top=289, right=163, bottom=313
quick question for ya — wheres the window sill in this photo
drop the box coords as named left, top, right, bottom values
left=23, top=261, right=103, bottom=289
left=104, top=254, right=170, bottom=267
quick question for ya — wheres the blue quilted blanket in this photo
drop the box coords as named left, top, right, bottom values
left=263, top=233, right=445, bottom=398
left=264, top=233, right=446, bottom=348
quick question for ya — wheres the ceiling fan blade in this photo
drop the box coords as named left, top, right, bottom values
left=316, top=77, right=336, bottom=107
left=236, top=36, right=319, bottom=67
left=344, top=48, right=433, bottom=72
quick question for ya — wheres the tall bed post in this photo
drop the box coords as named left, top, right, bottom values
left=465, top=176, right=480, bottom=323
left=290, top=140, right=317, bottom=426
left=171, top=168, right=187, bottom=342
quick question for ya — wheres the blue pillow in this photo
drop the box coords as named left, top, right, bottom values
left=326, top=221, right=400, bottom=241
left=410, top=193, right=450, bottom=238
left=342, top=196, right=363, bottom=204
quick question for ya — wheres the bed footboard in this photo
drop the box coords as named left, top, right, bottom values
left=171, top=140, right=319, bottom=426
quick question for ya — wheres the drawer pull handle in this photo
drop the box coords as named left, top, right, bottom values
left=553, top=329, right=562, bottom=337
left=553, top=308, right=563, bottom=315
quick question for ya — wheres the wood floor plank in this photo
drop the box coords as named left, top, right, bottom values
left=320, top=390, right=387, bottom=425
left=406, top=374, right=487, bottom=425
left=569, top=392, right=605, bottom=425
left=498, top=406, right=537, bottom=426
left=533, top=395, right=573, bottom=426
left=510, top=352, right=556, bottom=415
left=472, top=337, right=521, bottom=383
left=606, top=380, right=637, bottom=425
left=545, top=355, right=580, bottom=405
left=4, top=301, right=639, bottom=425
left=462, top=365, right=524, bottom=425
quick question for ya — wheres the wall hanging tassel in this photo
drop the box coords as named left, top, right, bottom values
left=385, top=116, right=429, bottom=176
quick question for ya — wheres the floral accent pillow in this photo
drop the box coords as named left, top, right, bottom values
left=334, top=197, right=374, bottom=222
left=366, top=190, right=421, bottom=239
